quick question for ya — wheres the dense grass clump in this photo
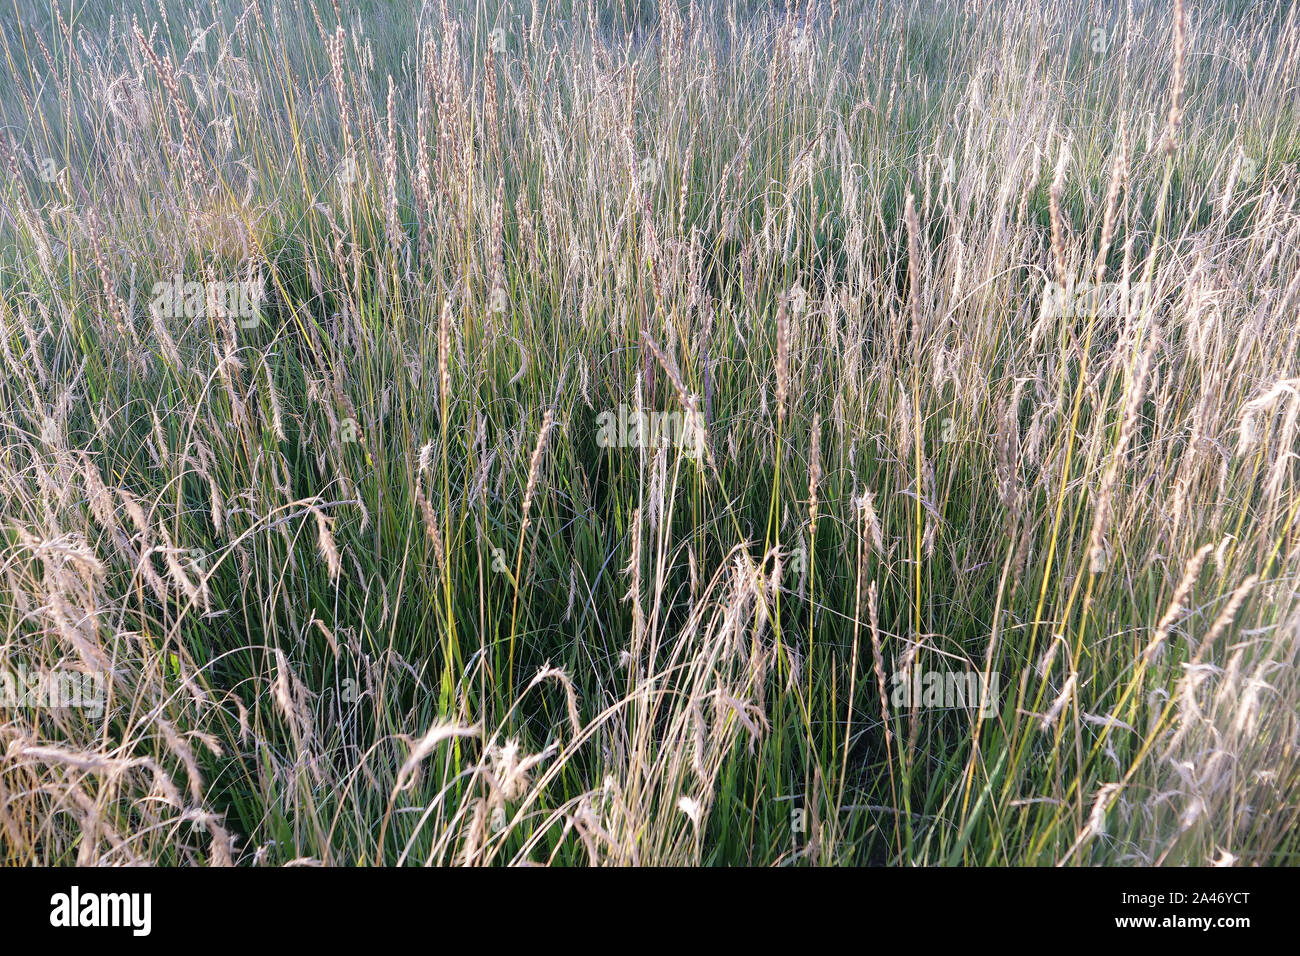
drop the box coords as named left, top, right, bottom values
left=1, top=0, right=1299, bottom=865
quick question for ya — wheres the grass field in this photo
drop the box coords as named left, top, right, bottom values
left=2, top=0, right=1299, bottom=865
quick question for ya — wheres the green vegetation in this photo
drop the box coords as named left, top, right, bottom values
left=1, top=0, right=1298, bottom=866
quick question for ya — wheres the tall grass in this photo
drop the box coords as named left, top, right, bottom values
left=1, top=0, right=1298, bottom=865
